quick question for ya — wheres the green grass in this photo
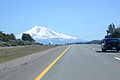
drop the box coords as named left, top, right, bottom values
left=0, top=45, right=57, bottom=64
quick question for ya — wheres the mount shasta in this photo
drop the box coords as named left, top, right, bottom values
left=17, top=26, right=84, bottom=44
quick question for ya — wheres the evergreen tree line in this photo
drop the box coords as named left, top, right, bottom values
left=106, top=23, right=120, bottom=38
left=0, top=31, right=16, bottom=42
left=0, top=32, right=42, bottom=46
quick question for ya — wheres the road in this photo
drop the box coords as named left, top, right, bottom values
left=1, top=44, right=120, bottom=80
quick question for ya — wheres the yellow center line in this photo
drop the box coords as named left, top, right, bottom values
left=35, top=45, right=72, bottom=80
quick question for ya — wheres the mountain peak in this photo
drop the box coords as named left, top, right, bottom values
left=24, top=25, right=77, bottom=40
left=32, top=26, right=50, bottom=31
left=17, top=25, right=81, bottom=44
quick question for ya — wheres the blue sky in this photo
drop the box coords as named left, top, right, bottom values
left=0, top=0, right=120, bottom=41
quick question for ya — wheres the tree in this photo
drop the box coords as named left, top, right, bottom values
left=106, top=23, right=116, bottom=38
left=0, top=31, right=3, bottom=40
left=0, top=31, right=41, bottom=46
left=105, top=23, right=120, bottom=38
left=22, top=33, right=35, bottom=41
left=10, top=33, right=16, bottom=40
left=107, top=23, right=116, bottom=35
left=111, top=28, right=120, bottom=38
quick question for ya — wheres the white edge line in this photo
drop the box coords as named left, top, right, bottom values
left=115, top=57, right=120, bottom=61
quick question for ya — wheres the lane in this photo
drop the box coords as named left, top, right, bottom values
left=85, top=44, right=120, bottom=61
left=0, top=45, right=69, bottom=80
left=41, top=45, right=120, bottom=80
left=35, top=45, right=72, bottom=80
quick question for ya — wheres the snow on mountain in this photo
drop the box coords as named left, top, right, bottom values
left=24, top=26, right=77, bottom=40
left=17, top=26, right=84, bottom=44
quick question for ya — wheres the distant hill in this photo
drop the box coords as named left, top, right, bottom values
left=86, top=40, right=102, bottom=44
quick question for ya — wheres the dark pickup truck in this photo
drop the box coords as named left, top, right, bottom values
left=101, top=38, right=120, bottom=52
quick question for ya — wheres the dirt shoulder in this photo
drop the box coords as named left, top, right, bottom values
left=0, top=45, right=59, bottom=63
left=0, top=45, right=64, bottom=79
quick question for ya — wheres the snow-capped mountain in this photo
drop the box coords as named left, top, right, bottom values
left=17, top=26, right=84, bottom=44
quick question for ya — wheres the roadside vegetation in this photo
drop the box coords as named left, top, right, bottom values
left=0, top=31, right=59, bottom=63
left=105, top=23, right=120, bottom=38
left=0, top=31, right=42, bottom=47
left=0, top=45, right=57, bottom=63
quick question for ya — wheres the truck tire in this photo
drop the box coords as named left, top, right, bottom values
left=117, top=50, right=119, bottom=52
left=102, top=48, right=106, bottom=52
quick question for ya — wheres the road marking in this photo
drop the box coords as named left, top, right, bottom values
left=35, top=45, right=72, bottom=80
left=115, top=57, right=120, bottom=61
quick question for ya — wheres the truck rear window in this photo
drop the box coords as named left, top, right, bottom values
left=106, top=39, right=119, bottom=42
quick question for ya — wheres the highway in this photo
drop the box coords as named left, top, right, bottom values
left=1, top=44, right=120, bottom=80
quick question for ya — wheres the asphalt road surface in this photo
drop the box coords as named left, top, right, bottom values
left=1, top=44, right=120, bottom=80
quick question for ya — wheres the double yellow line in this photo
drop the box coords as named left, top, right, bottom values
left=35, top=45, right=72, bottom=80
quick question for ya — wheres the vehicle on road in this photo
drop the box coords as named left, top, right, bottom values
left=101, top=38, right=120, bottom=52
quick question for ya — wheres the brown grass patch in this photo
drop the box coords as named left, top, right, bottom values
left=0, top=45, right=57, bottom=63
